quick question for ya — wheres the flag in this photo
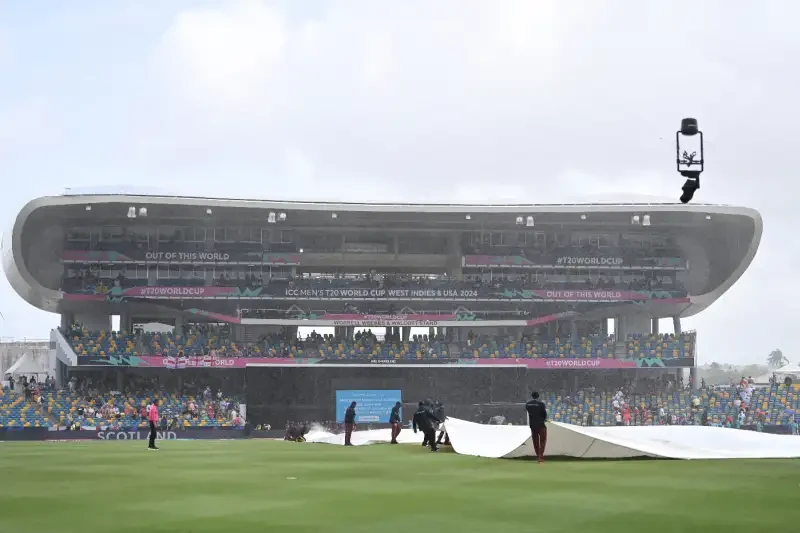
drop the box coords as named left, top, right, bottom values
left=166, top=356, right=176, bottom=370
left=177, top=356, right=187, bottom=369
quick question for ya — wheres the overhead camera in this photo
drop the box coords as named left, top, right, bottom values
left=676, top=118, right=704, bottom=204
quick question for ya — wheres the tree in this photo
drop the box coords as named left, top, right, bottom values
left=767, top=349, right=788, bottom=368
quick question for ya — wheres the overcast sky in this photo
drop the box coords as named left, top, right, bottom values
left=0, top=1, right=797, bottom=365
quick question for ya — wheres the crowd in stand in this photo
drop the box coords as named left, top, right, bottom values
left=3, top=371, right=799, bottom=431
left=258, top=379, right=800, bottom=436
left=0, top=374, right=56, bottom=427
left=1, top=372, right=245, bottom=430
left=63, top=323, right=695, bottom=362
left=564, top=377, right=799, bottom=430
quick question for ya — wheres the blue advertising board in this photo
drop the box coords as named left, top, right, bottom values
left=335, top=389, right=402, bottom=423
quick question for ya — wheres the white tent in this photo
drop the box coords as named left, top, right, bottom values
left=3, top=353, right=47, bottom=376
left=774, top=362, right=800, bottom=376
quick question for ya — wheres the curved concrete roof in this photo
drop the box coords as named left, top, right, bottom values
left=2, top=194, right=763, bottom=316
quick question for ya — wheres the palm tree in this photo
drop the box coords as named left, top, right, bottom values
left=767, top=349, right=787, bottom=368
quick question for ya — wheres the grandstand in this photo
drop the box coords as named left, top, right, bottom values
left=1, top=194, right=772, bottom=431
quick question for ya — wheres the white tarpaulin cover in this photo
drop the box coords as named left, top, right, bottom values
left=304, top=418, right=800, bottom=460
left=304, top=425, right=423, bottom=446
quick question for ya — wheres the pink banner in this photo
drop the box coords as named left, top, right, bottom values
left=186, top=309, right=242, bottom=324
left=525, top=312, right=577, bottom=326
left=530, top=290, right=651, bottom=301
left=137, top=356, right=319, bottom=368
left=64, top=294, right=105, bottom=301
left=64, top=286, right=246, bottom=301
left=475, top=358, right=637, bottom=369
left=319, top=312, right=574, bottom=326
left=123, top=286, right=239, bottom=297
left=321, top=313, right=459, bottom=321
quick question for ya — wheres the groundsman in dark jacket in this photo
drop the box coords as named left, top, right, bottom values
left=413, top=401, right=441, bottom=451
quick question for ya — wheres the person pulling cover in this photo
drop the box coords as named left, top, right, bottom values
left=285, top=422, right=308, bottom=442
left=421, top=399, right=434, bottom=447
left=413, top=401, right=441, bottom=452
left=525, top=391, right=548, bottom=463
left=344, top=401, right=357, bottom=446
left=389, top=402, right=403, bottom=444
left=434, top=401, right=450, bottom=446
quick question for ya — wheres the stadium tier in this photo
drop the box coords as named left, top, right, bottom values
left=1, top=194, right=766, bottom=430
left=2, top=382, right=797, bottom=429
left=0, top=385, right=243, bottom=429
left=62, top=325, right=695, bottom=361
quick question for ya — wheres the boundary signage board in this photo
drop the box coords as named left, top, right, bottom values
left=0, top=427, right=246, bottom=441
left=76, top=355, right=695, bottom=369
left=335, top=390, right=402, bottom=423
left=74, top=354, right=695, bottom=369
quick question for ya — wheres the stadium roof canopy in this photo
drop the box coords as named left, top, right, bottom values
left=3, top=194, right=762, bottom=318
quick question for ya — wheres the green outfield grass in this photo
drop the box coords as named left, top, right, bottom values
left=1, top=440, right=799, bottom=533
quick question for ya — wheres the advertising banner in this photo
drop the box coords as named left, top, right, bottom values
left=330, top=358, right=459, bottom=366
left=321, top=357, right=694, bottom=369
left=77, top=353, right=694, bottom=369
left=239, top=311, right=578, bottom=328
left=495, top=289, right=678, bottom=302
left=62, top=250, right=301, bottom=266
left=282, top=287, right=483, bottom=299
left=469, top=357, right=694, bottom=369
left=65, top=285, right=265, bottom=301
left=64, top=284, right=689, bottom=303
left=278, top=287, right=685, bottom=302
left=44, top=428, right=246, bottom=441
left=77, top=355, right=321, bottom=368
left=335, top=389, right=402, bottom=423
left=463, top=255, right=685, bottom=269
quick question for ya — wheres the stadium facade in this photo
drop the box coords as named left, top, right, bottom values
left=2, top=194, right=762, bottom=425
